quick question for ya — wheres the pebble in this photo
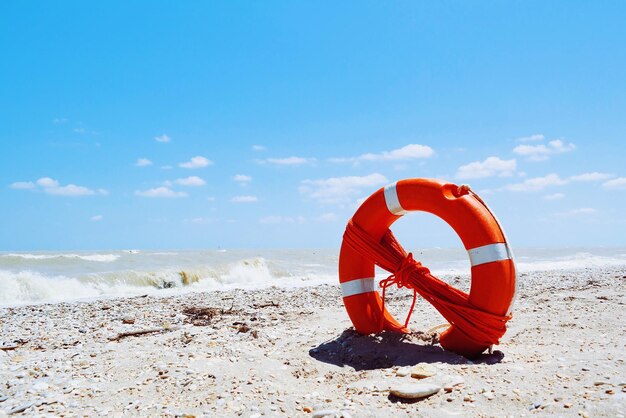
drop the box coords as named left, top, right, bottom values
left=410, top=363, right=437, bottom=379
left=396, top=367, right=411, bottom=377
left=389, top=383, right=441, bottom=400
left=443, top=375, right=464, bottom=392
left=7, top=403, right=35, bottom=415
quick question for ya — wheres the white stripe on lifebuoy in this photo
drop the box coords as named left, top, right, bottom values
left=467, top=243, right=512, bottom=267
left=341, top=277, right=376, bottom=297
left=384, top=183, right=407, bottom=216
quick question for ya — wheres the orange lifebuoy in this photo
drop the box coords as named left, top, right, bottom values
left=338, top=178, right=517, bottom=358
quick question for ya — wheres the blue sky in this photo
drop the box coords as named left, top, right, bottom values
left=1, top=2, right=625, bottom=250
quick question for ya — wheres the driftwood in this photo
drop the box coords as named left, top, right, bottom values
left=253, top=301, right=279, bottom=309
left=0, top=345, right=20, bottom=351
left=108, top=326, right=179, bottom=342
left=182, top=302, right=238, bottom=326
left=182, top=307, right=219, bottom=326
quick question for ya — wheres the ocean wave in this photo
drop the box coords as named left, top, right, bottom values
left=2, top=249, right=625, bottom=307
left=2, top=253, right=120, bottom=262
left=516, top=252, right=626, bottom=273
left=0, top=257, right=336, bottom=307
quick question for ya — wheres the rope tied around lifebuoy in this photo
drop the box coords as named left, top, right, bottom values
left=378, top=253, right=428, bottom=330
left=343, top=219, right=512, bottom=347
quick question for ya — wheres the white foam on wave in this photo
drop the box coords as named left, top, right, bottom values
left=2, top=253, right=120, bottom=262
left=2, top=250, right=625, bottom=307
left=0, top=269, right=192, bottom=306
left=516, top=252, right=626, bottom=273
left=0, top=270, right=109, bottom=305
left=0, top=257, right=337, bottom=307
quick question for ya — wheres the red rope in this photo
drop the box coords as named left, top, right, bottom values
left=343, top=220, right=512, bottom=346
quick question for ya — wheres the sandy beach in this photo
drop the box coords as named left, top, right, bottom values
left=1, top=266, right=625, bottom=417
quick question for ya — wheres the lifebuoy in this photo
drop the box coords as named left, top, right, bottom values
left=338, top=178, right=516, bottom=358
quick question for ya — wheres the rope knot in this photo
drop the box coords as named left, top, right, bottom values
left=379, top=252, right=430, bottom=291
left=378, top=252, right=431, bottom=330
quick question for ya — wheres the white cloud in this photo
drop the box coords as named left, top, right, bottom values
left=456, top=156, right=516, bottom=179
left=37, top=177, right=60, bottom=188
left=602, top=177, right=626, bottom=190
left=262, top=156, right=316, bottom=166
left=299, top=173, right=388, bottom=204
left=136, top=158, right=152, bottom=167
left=34, top=177, right=103, bottom=196
left=513, top=144, right=551, bottom=160
left=504, top=174, right=568, bottom=192
left=135, top=187, right=188, bottom=198
left=569, top=172, right=613, bottom=182
left=558, top=207, right=598, bottom=216
left=316, top=212, right=338, bottom=223
left=90, top=215, right=103, bottom=222
left=330, top=144, right=434, bottom=163
left=252, top=145, right=266, bottom=151
left=14, top=177, right=105, bottom=197
left=175, top=176, right=206, bottom=187
left=9, top=181, right=35, bottom=190
left=161, top=165, right=173, bottom=170
left=231, top=195, right=258, bottom=203
left=233, top=174, right=252, bottom=183
left=45, top=184, right=96, bottom=196
left=179, top=156, right=213, bottom=169
left=513, top=139, right=576, bottom=161
left=543, top=193, right=565, bottom=200
left=549, top=139, right=576, bottom=153
left=515, top=134, right=545, bottom=142
left=53, top=118, right=68, bottom=124
left=260, top=215, right=305, bottom=224
left=155, top=134, right=171, bottom=143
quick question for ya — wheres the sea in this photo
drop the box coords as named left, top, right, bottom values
left=1, top=247, right=625, bottom=307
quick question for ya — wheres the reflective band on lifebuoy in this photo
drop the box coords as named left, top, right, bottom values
left=468, top=243, right=512, bottom=267
left=383, top=183, right=408, bottom=216
left=340, top=277, right=376, bottom=297
left=338, top=178, right=517, bottom=358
